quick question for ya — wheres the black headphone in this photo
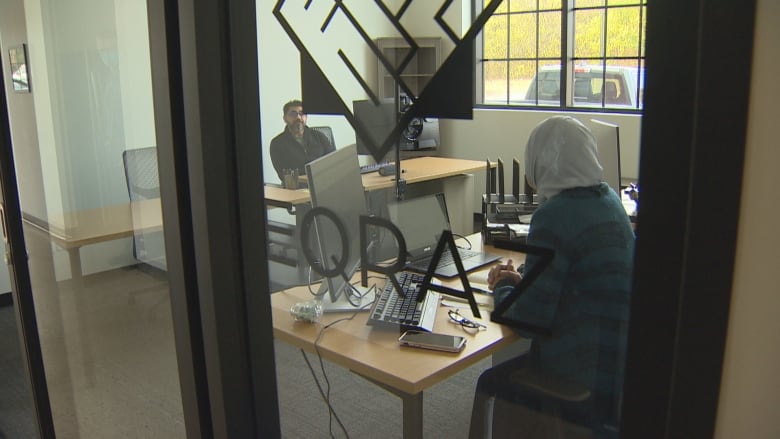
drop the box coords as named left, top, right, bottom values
left=398, top=93, right=424, bottom=142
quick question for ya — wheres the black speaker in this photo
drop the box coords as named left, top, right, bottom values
left=398, top=92, right=439, bottom=151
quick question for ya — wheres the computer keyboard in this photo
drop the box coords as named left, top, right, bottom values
left=366, top=271, right=439, bottom=332
left=360, top=162, right=395, bottom=174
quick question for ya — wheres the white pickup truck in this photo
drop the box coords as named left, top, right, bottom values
left=522, top=65, right=645, bottom=109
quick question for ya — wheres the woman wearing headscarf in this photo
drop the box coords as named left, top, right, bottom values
left=469, top=116, right=635, bottom=438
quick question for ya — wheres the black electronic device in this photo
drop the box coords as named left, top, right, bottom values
left=353, top=98, right=440, bottom=156
left=388, top=193, right=501, bottom=278
left=524, top=174, right=535, bottom=203
left=512, top=159, right=521, bottom=202
left=482, top=156, right=539, bottom=244
left=497, top=158, right=505, bottom=203
left=397, top=92, right=440, bottom=150
left=360, top=161, right=395, bottom=174
left=378, top=164, right=397, bottom=176
left=398, top=330, right=466, bottom=353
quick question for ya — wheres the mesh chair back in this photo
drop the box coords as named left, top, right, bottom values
left=123, top=147, right=160, bottom=200
left=311, top=126, right=335, bottom=149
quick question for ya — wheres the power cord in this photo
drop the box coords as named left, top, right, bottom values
left=300, top=302, right=373, bottom=439
left=452, top=233, right=473, bottom=250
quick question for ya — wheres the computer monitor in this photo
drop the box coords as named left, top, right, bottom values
left=305, top=144, right=374, bottom=311
left=353, top=98, right=397, bottom=158
left=353, top=98, right=440, bottom=159
left=588, top=119, right=622, bottom=196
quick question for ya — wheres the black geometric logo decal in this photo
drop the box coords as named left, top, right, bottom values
left=273, top=0, right=503, bottom=162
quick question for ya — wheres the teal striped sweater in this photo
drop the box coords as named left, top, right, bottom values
left=494, top=182, right=635, bottom=416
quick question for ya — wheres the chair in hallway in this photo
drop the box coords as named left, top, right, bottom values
left=122, top=146, right=167, bottom=271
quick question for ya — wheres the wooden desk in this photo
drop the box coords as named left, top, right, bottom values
left=23, top=198, right=163, bottom=279
left=264, top=156, right=488, bottom=286
left=360, top=156, right=487, bottom=191
left=264, top=156, right=486, bottom=206
left=21, top=199, right=163, bottom=386
left=270, top=236, right=525, bottom=438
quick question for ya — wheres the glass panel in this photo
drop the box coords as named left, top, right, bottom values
left=484, top=61, right=510, bottom=104
left=608, top=0, right=644, bottom=5
left=641, top=6, right=647, bottom=57
left=574, top=9, right=605, bottom=58
left=603, top=59, right=645, bottom=109
left=538, top=11, right=562, bottom=58
left=3, top=1, right=183, bottom=437
left=539, top=0, right=563, bottom=10
left=509, top=0, right=538, bottom=12
left=509, top=13, right=537, bottom=59
left=484, top=13, right=509, bottom=59
left=606, top=6, right=642, bottom=57
left=493, top=0, right=509, bottom=14
left=258, top=1, right=636, bottom=437
left=0, top=261, right=36, bottom=436
left=575, top=0, right=606, bottom=7
left=509, top=60, right=536, bottom=103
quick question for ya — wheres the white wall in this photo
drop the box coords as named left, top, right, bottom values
left=17, top=0, right=154, bottom=278
left=715, top=0, right=780, bottom=436
left=441, top=109, right=641, bottom=202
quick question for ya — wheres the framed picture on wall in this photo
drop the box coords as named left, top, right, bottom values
left=8, top=44, right=31, bottom=93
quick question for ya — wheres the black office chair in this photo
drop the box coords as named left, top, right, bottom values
left=122, top=147, right=166, bottom=271
left=469, top=317, right=626, bottom=439
left=310, top=125, right=335, bottom=149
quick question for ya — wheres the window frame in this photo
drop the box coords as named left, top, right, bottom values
left=475, top=0, right=647, bottom=113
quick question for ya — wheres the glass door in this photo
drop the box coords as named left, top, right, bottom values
left=0, top=0, right=186, bottom=437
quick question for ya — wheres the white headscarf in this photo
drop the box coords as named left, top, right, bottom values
left=524, top=116, right=603, bottom=202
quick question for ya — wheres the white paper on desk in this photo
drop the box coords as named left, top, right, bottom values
left=508, top=224, right=531, bottom=235
left=442, top=294, right=492, bottom=308
left=467, top=270, right=490, bottom=285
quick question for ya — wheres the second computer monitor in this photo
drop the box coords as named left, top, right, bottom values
left=305, top=144, right=368, bottom=306
left=589, top=119, right=622, bottom=196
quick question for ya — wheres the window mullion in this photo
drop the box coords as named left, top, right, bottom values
left=563, top=0, right=573, bottom=107
left=505, top=6, right=510, bottom=104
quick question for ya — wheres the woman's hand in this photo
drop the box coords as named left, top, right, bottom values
left=487, top=259, right=522, bottom=290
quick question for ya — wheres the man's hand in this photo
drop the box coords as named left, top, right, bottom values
left=487, top=259, right=522, bottom=290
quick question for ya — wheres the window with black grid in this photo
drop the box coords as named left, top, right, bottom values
left=476, top=0, right=647, bottom=111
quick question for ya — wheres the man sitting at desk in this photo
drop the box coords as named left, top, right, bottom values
left=270, top=99, right=335, bottom=183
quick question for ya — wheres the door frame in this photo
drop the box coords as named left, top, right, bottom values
left=148, top=0, right=280, bottom=437
left=0, top=47, right=56, bottom=438
left=621, top=0, right=756, bottom=437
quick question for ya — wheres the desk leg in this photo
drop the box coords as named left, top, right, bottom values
left=353, top=372, right=424, bottom=439
left=66, top=247, right=95, bottom=386
left=294, top=204, right=310, bottom=282
left=401, top=391, right=424, bottom=439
